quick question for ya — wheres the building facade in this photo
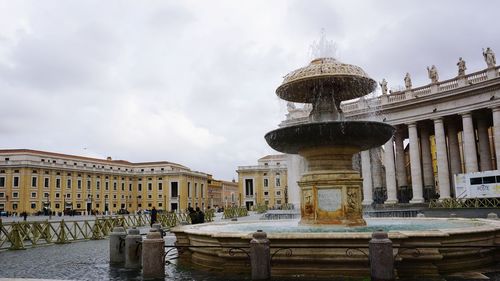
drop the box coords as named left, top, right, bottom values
left=0, top=149, right=211, bottom=214
left=282, top=49, right=500, bottom=205
left=237, top=154, right=288, bottom=210
left=207, top=176, right=239, bottom=209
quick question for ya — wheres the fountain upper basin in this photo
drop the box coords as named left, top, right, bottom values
left=265, top=121, right=395, bottom=154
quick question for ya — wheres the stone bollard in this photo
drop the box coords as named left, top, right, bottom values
left=369, top=230, right=395, bottom=281
left=416, top=213, right=425, bottom=218
left=125, top=227, right=142, bottom=269
left=487, top=213, right=498, bottom=219
left=250, top=230, right=271, bottom=280
left=152, top=223, right=165, bottom=237
left=109, top=226, right=127, bottom=264
left=142, top=229, right=165, bottom=279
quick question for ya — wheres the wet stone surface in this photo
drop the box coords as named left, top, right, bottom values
left=0, top=235, right=249, bottom=281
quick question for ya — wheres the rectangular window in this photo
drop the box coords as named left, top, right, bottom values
left=188, top=182, right=191, bottom=197
left=77, top=193, right=81, bottom=199
left=245, top=179, right=254, bottom=196
left=44, top=178, right=49, bottom=188
left=148, top=183, right=152, bottom=191
left=171, top=182, right=178, bottom=198
left=67, top=179, right=72, bottom=189
left=32, top=177, right=37, bottom=187
left=483, top=176, right=495, bottom=184
left=55, top=203, right=60, bottom=209
left=13, top=176, right=19, bottom=187
left=77, top=180, right=82, bottom=189
left=158, top=182, right=162, bottom=191
left=148, top=194, right=152, bottom=199
left=56, top=178, right=61, bottom=188
left=96, top=181, right=100, bottom=189
left=0, top=177, right=4, bottom=187
left=264, top=178, right=268, bottom=187
left=44, top=192, right=49, bottom=198
left=31, top=203, right=36, bottom=209
left=194, top=183, right=198, bottom=198
left=470, top=177, right=482, bottom=185
left=55, top=193, right=60, bottom=198
left=276, top=200, right=282, bottom=205
left=201, top=184, right=204, bottom=197
left=138, top=183, right=142, bottom=192
left=276, top=178, right=281, bottom=187
left=12, top=192, right=18, bottom=198
left=0, top=192, right=4, bottom=198
left=105, top=181, right=109, bottom=190
left=264, top=191, right=269, bottom=196
left=113, top=182, right=117, bottom=190
left=31, top=192, right=37, bottom=198
left=276, top=191, right=281, bottom=196
left=121, top=183, right=125, bottom=191
left=87, top=180, right=91, bottom=190
left=129, top=183, right=132, bottom=192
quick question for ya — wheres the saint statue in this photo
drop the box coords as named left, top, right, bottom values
left=404, top=73, right=412, bottom=90
left=457, top=57, right=466, bottom=76
left=483, top=47, right=496, bottom=68
left=427, top=65, right=439, bottom=83
left=379, top=78, right=388, bottom=95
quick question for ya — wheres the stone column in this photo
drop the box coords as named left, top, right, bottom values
left=420, top=125, right=435, bottom=191
left=394, top=129, right=408, bottom=188
left=461, top=112, right=478, bottom=173
left=371, top=148, right=383, bottom=190
left=434, top=118, right=451, bottom=199
left=384, top=139, right=398, bottom=204
left=361, top=150, right=373, bottom=205
left=477, top=116, right=492, bottom=171
left=493, top=107, right=500, bottom=169
left=408, top=123, right=424, bottom=203
left=447, top=121, right=462, bottom=181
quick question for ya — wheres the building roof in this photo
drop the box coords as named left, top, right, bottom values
left=0, top=149, right=188, bottom=169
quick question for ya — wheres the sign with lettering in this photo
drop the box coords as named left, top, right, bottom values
left=317, top=188, right=342, bottom=211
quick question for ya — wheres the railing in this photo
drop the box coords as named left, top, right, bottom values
left=428, top=197, right=500, bottom=208
left=222, top=207, right=248, bottom=219
left=339, top=66, right=500, bottom=113
left=0, top=214, right=150, bottom=250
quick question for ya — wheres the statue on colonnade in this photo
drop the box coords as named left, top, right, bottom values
left=427, top=65, right=439, bottom=84
left=483, top=47, right=496, bottom=68
left=457, top=57, right=466, bottom=76
left=404, top=73, right=412, bottom=90
left=379, top=78, right=388, bottom=95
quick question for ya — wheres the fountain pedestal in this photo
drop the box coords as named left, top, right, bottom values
left=298, top=146, right=365, bottom=226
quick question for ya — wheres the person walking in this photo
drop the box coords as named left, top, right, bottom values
left=150, top=206, right=157, bottom=227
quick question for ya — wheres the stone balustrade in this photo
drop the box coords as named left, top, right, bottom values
left=340, top=66, right=500, bottom=113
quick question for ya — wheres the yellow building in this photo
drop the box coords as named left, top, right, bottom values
left=207, top=176, right=239, bottom=209
left=0, top=149, right=209, bottom=215
left=236, top=154, right=287, bottom=210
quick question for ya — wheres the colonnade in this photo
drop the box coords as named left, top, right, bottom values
left=361, top=107, right=500, bottom=205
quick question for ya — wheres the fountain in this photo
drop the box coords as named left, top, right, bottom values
left=265, top=57, right=394, bottom=226
left=172, top=54, right=500, bottom=279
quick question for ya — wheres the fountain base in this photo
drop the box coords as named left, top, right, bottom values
left=299, top=146, right=365, bottom=226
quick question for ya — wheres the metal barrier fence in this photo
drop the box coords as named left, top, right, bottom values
left=0, top=211, right=215, bottom=251
left=222, top=207, right=248, bottom=219
left=429, top=197, right=500, bottom=208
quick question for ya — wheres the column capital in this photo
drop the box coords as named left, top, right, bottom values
left=433, top=117, right=444, bottom=124
left=407, top=122, right=417, bottom=128
left=460, top=112, right=472, bottom=118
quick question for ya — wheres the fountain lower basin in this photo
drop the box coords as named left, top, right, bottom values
left=172, top=218, right=500, bottom=279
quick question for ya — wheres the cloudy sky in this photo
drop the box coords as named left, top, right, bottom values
left=1, top=0, right=499, bottom=180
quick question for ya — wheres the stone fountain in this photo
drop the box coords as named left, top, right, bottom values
left=265, top=57, right=394, bottom=226
left=171, top=56, right=500, bottom=280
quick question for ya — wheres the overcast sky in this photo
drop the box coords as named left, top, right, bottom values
left=1, top=1, right=499, bottom=180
